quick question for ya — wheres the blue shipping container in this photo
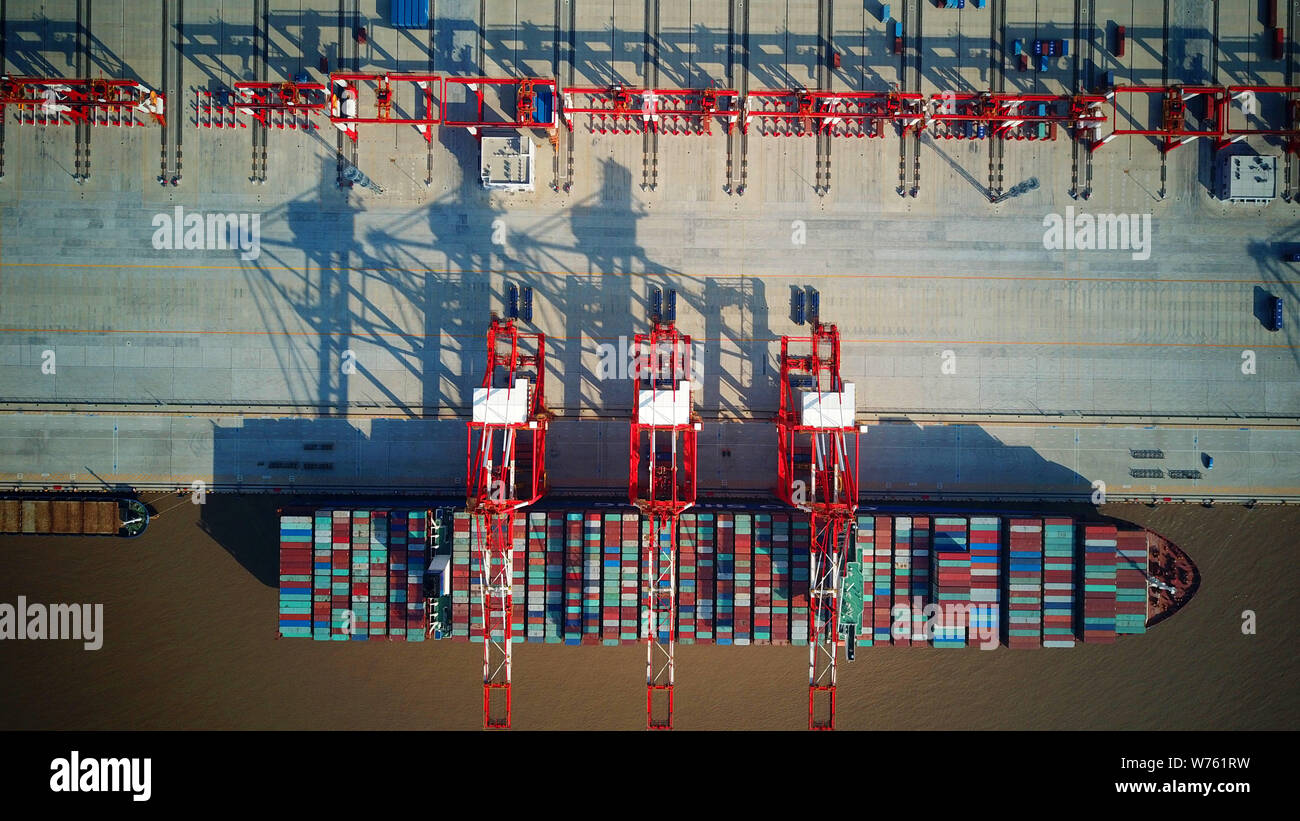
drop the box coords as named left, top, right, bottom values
left=391, top=0, right=430, bottom=28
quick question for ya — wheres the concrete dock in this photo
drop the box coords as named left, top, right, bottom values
left=1, top=0, right=1298, bottom=502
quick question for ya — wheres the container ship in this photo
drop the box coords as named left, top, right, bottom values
left=0, top=495, right=149, bottom=538
left=276, top=505, right=1197, bottom=649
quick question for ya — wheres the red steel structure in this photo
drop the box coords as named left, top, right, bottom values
left=1219, top=86, right=1300, bottom=154
left=228, top=81, right=327, bottom=130
left=1091, top=85, right=1228, bottom=153
left=442, top=77, right=558, bottom=135
left=561, top=85, right=741, bottom=135
left=0, top=76, right=165, bottom=126
left=329, top=73, right=442, bottom=142
left=628, top=320, right=699, bottom=729
left=925, top=92, right=1107, bottom=140
left=775, top=322, right=863, bottom=730
left=744, top=89, right=917, bottom=137
left=466, top=317, right=550, bottom=729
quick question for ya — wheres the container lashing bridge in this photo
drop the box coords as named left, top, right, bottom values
left=466, top=316, right=550, bottom=729
left=629, top=318, right=699, bottom=730
left=775, top=322, right=864, bottom=730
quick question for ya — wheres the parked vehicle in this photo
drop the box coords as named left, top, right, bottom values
left=1268, top=295, right=1284, bottom=332
left=1115, top=25, right=1126, bottom=57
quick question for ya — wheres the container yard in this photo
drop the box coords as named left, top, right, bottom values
left=0, top=0, right=1296, bottom=743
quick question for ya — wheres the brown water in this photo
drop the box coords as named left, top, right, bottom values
left=0, top=497, right=1295, bottom=731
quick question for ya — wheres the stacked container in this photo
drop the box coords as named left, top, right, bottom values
left=527, top=512, right=547, bottom=642
left=406, top=511, right=427, bottom=641
left=333, top=511, right=353, bottom=640
left=277, top=514, right=312, bottom=637
left=620, top=513, right=639, bottom=644
left=715, top=513, right=735, bottom=644
left=368, top=512, right=388, bottom=638
left=451, top=513, right=471, bottom=640
left=312, top=511, right=333, bottom=640
left=351, top=512, right=371, bottom=640
left=1007, top=519, right=1043, bottom=649
left=771, top=514, right=790, bottom=644
left=468, top=516, right=489, bottom=644
left=1082, top=524, right=1118, bottom=643
left=857, top=517, right=878, bottom=644
left=754, top=514, right=772, bottom=644
left=910, top=517, right=932, bottom=643
left=891, top=517, right=912, bottom=646
left=872, top=517, right=893, bottom=645
left=582, top=513, right=601, bottom=643
left=601, top=513, right=622, bottom=645
left=563, top=513, right=582, bottom=644
left=791, top=517, right=810, bottom=646
left=734, top=514, right=753, bottom=645
left=281, top=509, right=429, bottom=641
left=1042, top=518, right=1076, bottom=647
left=932, top=517, right=970, bottom=648
left=511, top=518, right=526, bottom=644
left=696, top=513, right=715, bottom=642
left=1115, top=530, right=1148, bottom=635
left=678, top=514, right=697, bottom=644
left=968, top=517, right=1001, bottom=649
left=388, top=512, right=408, bottom=640
left=545, top=513, right=564, bottom=643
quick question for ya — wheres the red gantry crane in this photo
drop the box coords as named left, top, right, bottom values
left=775, top=322, right=863, bottom=730
left=466, top=316, right=550, bottom=729
left=0, top=75, right=166, bottom=126
left=629, top=319, right=700, bottom=729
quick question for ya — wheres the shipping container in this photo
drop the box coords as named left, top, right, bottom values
left=390, top=0, right=429, bottom=28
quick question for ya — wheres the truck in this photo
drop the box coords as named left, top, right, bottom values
left=0, top=496, right=149, bottom=537
left=1115, top=24, right=1126, bottom=57
left=1267, top=0, right=1278, bottom=29
left=1274, top=28, right=1285, bottom=61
